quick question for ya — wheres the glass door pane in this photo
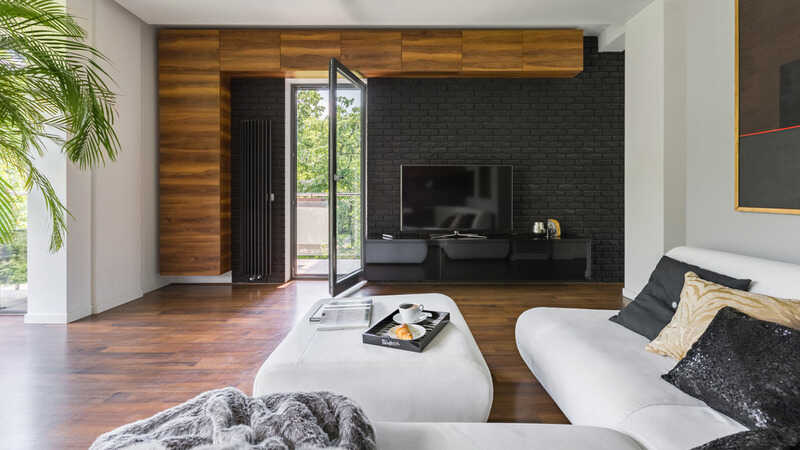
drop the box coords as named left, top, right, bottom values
left=293, top=86, right=330, bottom=277
left=328, top=59, right=366, bottom=296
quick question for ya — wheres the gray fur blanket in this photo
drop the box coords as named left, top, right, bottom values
left=90, top=388, right=376, bottom=450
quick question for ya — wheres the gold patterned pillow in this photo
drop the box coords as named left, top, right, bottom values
left=646, top=272, right=800, bottom=360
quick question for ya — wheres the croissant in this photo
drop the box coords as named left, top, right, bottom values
left=395, top=324, right=413, bottom=340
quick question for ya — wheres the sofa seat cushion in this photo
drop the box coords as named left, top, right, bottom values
left=619, top=404, right=746, bottom=450
left=373, top=422, right=646, bottom=450
left=516, top=307, right=746, bottom=449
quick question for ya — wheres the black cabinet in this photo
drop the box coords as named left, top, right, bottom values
left=365, top=237, right=591, bottom=282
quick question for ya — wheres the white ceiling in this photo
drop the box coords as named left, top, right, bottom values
left=112, top=0, right=653, bottom=36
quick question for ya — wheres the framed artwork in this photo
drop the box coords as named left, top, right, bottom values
left=736, top=0, right=800, bottom=214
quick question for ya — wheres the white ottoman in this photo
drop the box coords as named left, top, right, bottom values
left=253, top=293, right=493, bottom=422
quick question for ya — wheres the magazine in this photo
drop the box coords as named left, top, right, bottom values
left=310, top=298, right=373, bottom=330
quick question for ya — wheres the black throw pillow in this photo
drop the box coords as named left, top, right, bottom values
left=663, top=307, right=800, bottom=430
left=609, top=256, right=751, bottom=339
left=693, top=428, right=800, bottom=450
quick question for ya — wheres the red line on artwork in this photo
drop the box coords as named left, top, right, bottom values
left=740, top=124, right=800, bottom=138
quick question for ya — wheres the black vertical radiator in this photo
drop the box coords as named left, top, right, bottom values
left=238, top=120, right=272, bottom=282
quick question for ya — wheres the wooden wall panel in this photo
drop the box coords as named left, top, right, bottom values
left=340, top=31, right=402, bottom=76
left=462, top=30, right=522, bottom=72
left=158, top=30, right=219, bottom=72
left=523, top=30, right=583, bottom=76
left=401, top=30, right=462, bottom=72
left=220, top=30, right=280, bottom=72
left=280, top=31, right=340, bottom=71
left=159, top=29, right=229, bottom=275
left=220, top=75, right=231, bottom=271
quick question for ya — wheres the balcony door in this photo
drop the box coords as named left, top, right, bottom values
left=328, top=59, right=366, bottom=296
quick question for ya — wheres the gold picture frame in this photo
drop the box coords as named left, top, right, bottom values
left=734, top=0, right=800, bottom=215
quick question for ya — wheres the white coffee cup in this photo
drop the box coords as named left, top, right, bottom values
left=399, top=303, right=425, bottom=323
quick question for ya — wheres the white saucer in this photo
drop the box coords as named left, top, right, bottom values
left=389, top=323, right=426, bottom=340
left=392, top=312, right=431, bottom=324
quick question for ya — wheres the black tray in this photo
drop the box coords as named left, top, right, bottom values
left=362, top=310, right=450, bottom=352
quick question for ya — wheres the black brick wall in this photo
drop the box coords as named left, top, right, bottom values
left=231, top=78, right=286, bottom=282
left=367, top=38, right=624, bottom=281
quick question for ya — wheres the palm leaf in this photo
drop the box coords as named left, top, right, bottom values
left=1, top=0, right=118, bottom=251
left=0, top=177, right=17, bottom=239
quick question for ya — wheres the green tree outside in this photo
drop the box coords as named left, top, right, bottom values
left=296, top=88, right=362, bottom=259
left=0, top=161, right=26, bottom=287
left=0, top=230, right=26, bottom=288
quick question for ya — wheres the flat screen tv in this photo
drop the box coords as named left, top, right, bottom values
left=401, top=165, right=513, bottom=233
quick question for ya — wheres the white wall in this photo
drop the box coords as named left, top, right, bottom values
left=92, top=0, right=148, bottom=312
left=26, top=0, right=165, bottom=323
left=623, top=0, right=688, bottom=299
left=66, top=158, right=94, bottom=321
left=684, top=0, right=800, bottom=264
left=140, top=20, right=162, bottom=293
left=662, top=0, right=687, bottom=252
left=624, top=0, right=665, bottom=299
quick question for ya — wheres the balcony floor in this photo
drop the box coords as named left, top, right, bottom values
left=0, top=285, right=27, bottom=315
left=296, top=258, right=360, bottom=277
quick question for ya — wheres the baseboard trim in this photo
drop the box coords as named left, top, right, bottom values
left=161, top=272, right=233, bottom=284
left=93, top=290, right=145, bottom=316
left=68, top=304, right=93, bottom=323
left=24, top=313, right=68, bottom=324
left=622, top=287, right=638, bottom=302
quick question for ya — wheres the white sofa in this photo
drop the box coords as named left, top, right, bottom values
left=515, top=246, right=800, bottom=449
left=373, top=422, right=645, bottom=450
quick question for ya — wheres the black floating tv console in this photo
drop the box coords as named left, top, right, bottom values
left=365, top=235, right=591, bottom=282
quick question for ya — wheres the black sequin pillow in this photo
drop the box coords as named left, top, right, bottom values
left=663, top=307, right=800, bottom=430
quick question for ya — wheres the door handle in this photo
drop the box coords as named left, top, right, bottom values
left=333, top=173, right=342, bottom=181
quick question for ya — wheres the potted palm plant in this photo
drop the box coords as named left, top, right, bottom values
left=0, top=0, right=119, bottom=252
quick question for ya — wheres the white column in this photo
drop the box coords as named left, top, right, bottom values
left=25, top=138, right=93, bottom=323
left=624, top=0, right=666, bottom=299
left=623, top=0, right=689, bottom=299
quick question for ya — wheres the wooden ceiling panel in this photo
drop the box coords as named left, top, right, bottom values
left=220, top=30, right=281, bottom=71
left=462, top=30, right=523, bottom=71
left=280, top=31, right=341, bottom=71
left=523, top=29, right=583, bottom=75
left=401, top=30, right=462, bottom=72
left=340, top=30, right=402, bottom=75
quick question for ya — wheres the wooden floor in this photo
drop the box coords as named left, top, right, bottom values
left=0, top=281, right=623, bottom=449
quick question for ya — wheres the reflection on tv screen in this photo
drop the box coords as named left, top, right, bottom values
left=401, top=165, right=512, bottom=232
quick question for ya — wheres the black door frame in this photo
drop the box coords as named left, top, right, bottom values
left=328, top=58, right=367, bottom=296
left=290, top=81, right=366, bottom=283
